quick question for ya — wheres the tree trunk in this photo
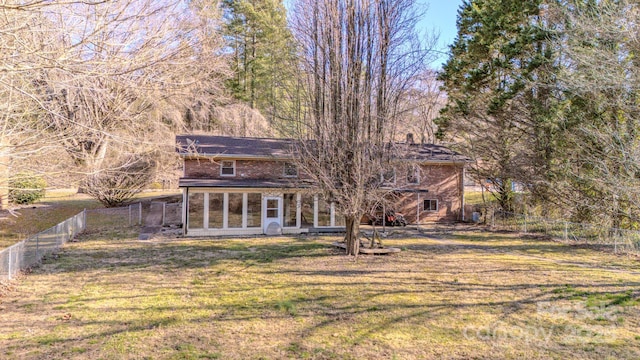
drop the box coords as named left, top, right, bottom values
left=250, top=33, right=256, bottom=109
left=344, top=215, right=360, bottom=256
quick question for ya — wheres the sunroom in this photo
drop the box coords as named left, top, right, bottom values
left=181, top=183, right=346, bottom=236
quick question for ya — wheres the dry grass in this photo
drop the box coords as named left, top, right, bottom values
left=0, top=190, right=181, bottom=249
left=0, top=224, right=639, bottom=359
left=465, top=190, right=495, bottom=206
left=0, top=191, right=99, bottom=249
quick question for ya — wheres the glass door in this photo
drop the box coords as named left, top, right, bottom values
left=263, top=196, right=282, bottom=233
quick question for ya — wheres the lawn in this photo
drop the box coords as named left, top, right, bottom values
left=0, top=224, right=639, bottom=359
left=0, top=190, right=181, bottom=249
left=464, top=190, right=496, bottom=206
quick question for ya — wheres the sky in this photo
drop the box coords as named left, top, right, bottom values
left=423, top=0, right=464, bottom=68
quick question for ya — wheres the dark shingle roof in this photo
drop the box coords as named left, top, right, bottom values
left=176, top=135, right=294, bottom=159
left=403, top=143, right=470, bottom=162
left=176, top=134, right=470, bottom=163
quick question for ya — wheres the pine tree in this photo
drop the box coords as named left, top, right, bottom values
left=438, top=0, right=561, bottom=212
left=221, top=0, right=297, bottom=130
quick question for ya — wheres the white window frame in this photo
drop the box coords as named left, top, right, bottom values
left=220, top=160, right=236, bottom=177
left=265, top=197, right=280, bottom=220
left=424, top=199, right=438, bottom=211
left=381, top=168, right=396, bottom=186
left=283, top=162, right=298, bottom=178
left=407, top=165, right=420, bottom=184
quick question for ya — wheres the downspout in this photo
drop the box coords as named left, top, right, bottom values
left=382, top=203, right=386, bottom=233
left=416, top=192, right=420, bottom=230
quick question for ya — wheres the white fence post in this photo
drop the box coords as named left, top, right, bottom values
left=138, top=203, right=142, bottom=225
left=162, top=202, right=166, bottom=226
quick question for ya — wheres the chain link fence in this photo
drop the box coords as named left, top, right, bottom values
left=491, top=210, right=640, bottom=255
left=0, top=201, right=183, bottom=281
left=164, top=202, right=182, bottom=226
left=116, top=202, right=182, bottom=226
left=85, top=206, right=131, bottom=230
left=0, top=211, right=86, bottom=281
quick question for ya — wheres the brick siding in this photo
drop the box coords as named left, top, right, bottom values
left=184, top=159, right=299, bottom=180
left=396, top=165, right=463, bottom=223
left=388, top=164, right=464, bottom=223
left=184, top=158, right=463, bottom=223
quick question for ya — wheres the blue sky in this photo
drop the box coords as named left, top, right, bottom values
left=423, top=0, right=464, bottom=68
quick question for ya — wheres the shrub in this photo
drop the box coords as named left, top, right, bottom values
left=9, top=172, right=47, bottom=204
left=83, top=155, right=156, bottom=207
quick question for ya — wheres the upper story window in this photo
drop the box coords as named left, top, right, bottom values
left=407, top=165, right=420, bottom=184
left=382, top=169, right=396, bottom=186
left=283, top=162, right=298, bottom=177
left=220, top=160, right=236, bottom=176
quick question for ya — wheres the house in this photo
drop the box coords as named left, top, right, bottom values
left=176, top=134, right=469, bottom=236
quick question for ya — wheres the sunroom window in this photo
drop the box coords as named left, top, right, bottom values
left=208, top=193, right=223, bottom=229
left=188, top=193, right=204, bottom=229
left=284, top=193, right=297, bottom=227
left=228, top=193, right=243, bottom=228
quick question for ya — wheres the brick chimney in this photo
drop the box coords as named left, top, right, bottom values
left=406, top=133, right=415, bottom=144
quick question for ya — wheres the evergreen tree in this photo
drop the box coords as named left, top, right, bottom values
left=440, top=0, right=640, bottom=228
left=438, top=0, right=561, bottom=212
left=221, top=0, right=297, bottom=131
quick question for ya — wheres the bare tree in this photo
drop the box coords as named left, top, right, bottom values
left=290, top=0, right=430, bottom=255
left=212, top=104, right=275, bottom=137
left=551, top=0, right=640, bottom=227
left=0, top=0, right=228, bottom=200
left=396, top=69, right=446, bottom=144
